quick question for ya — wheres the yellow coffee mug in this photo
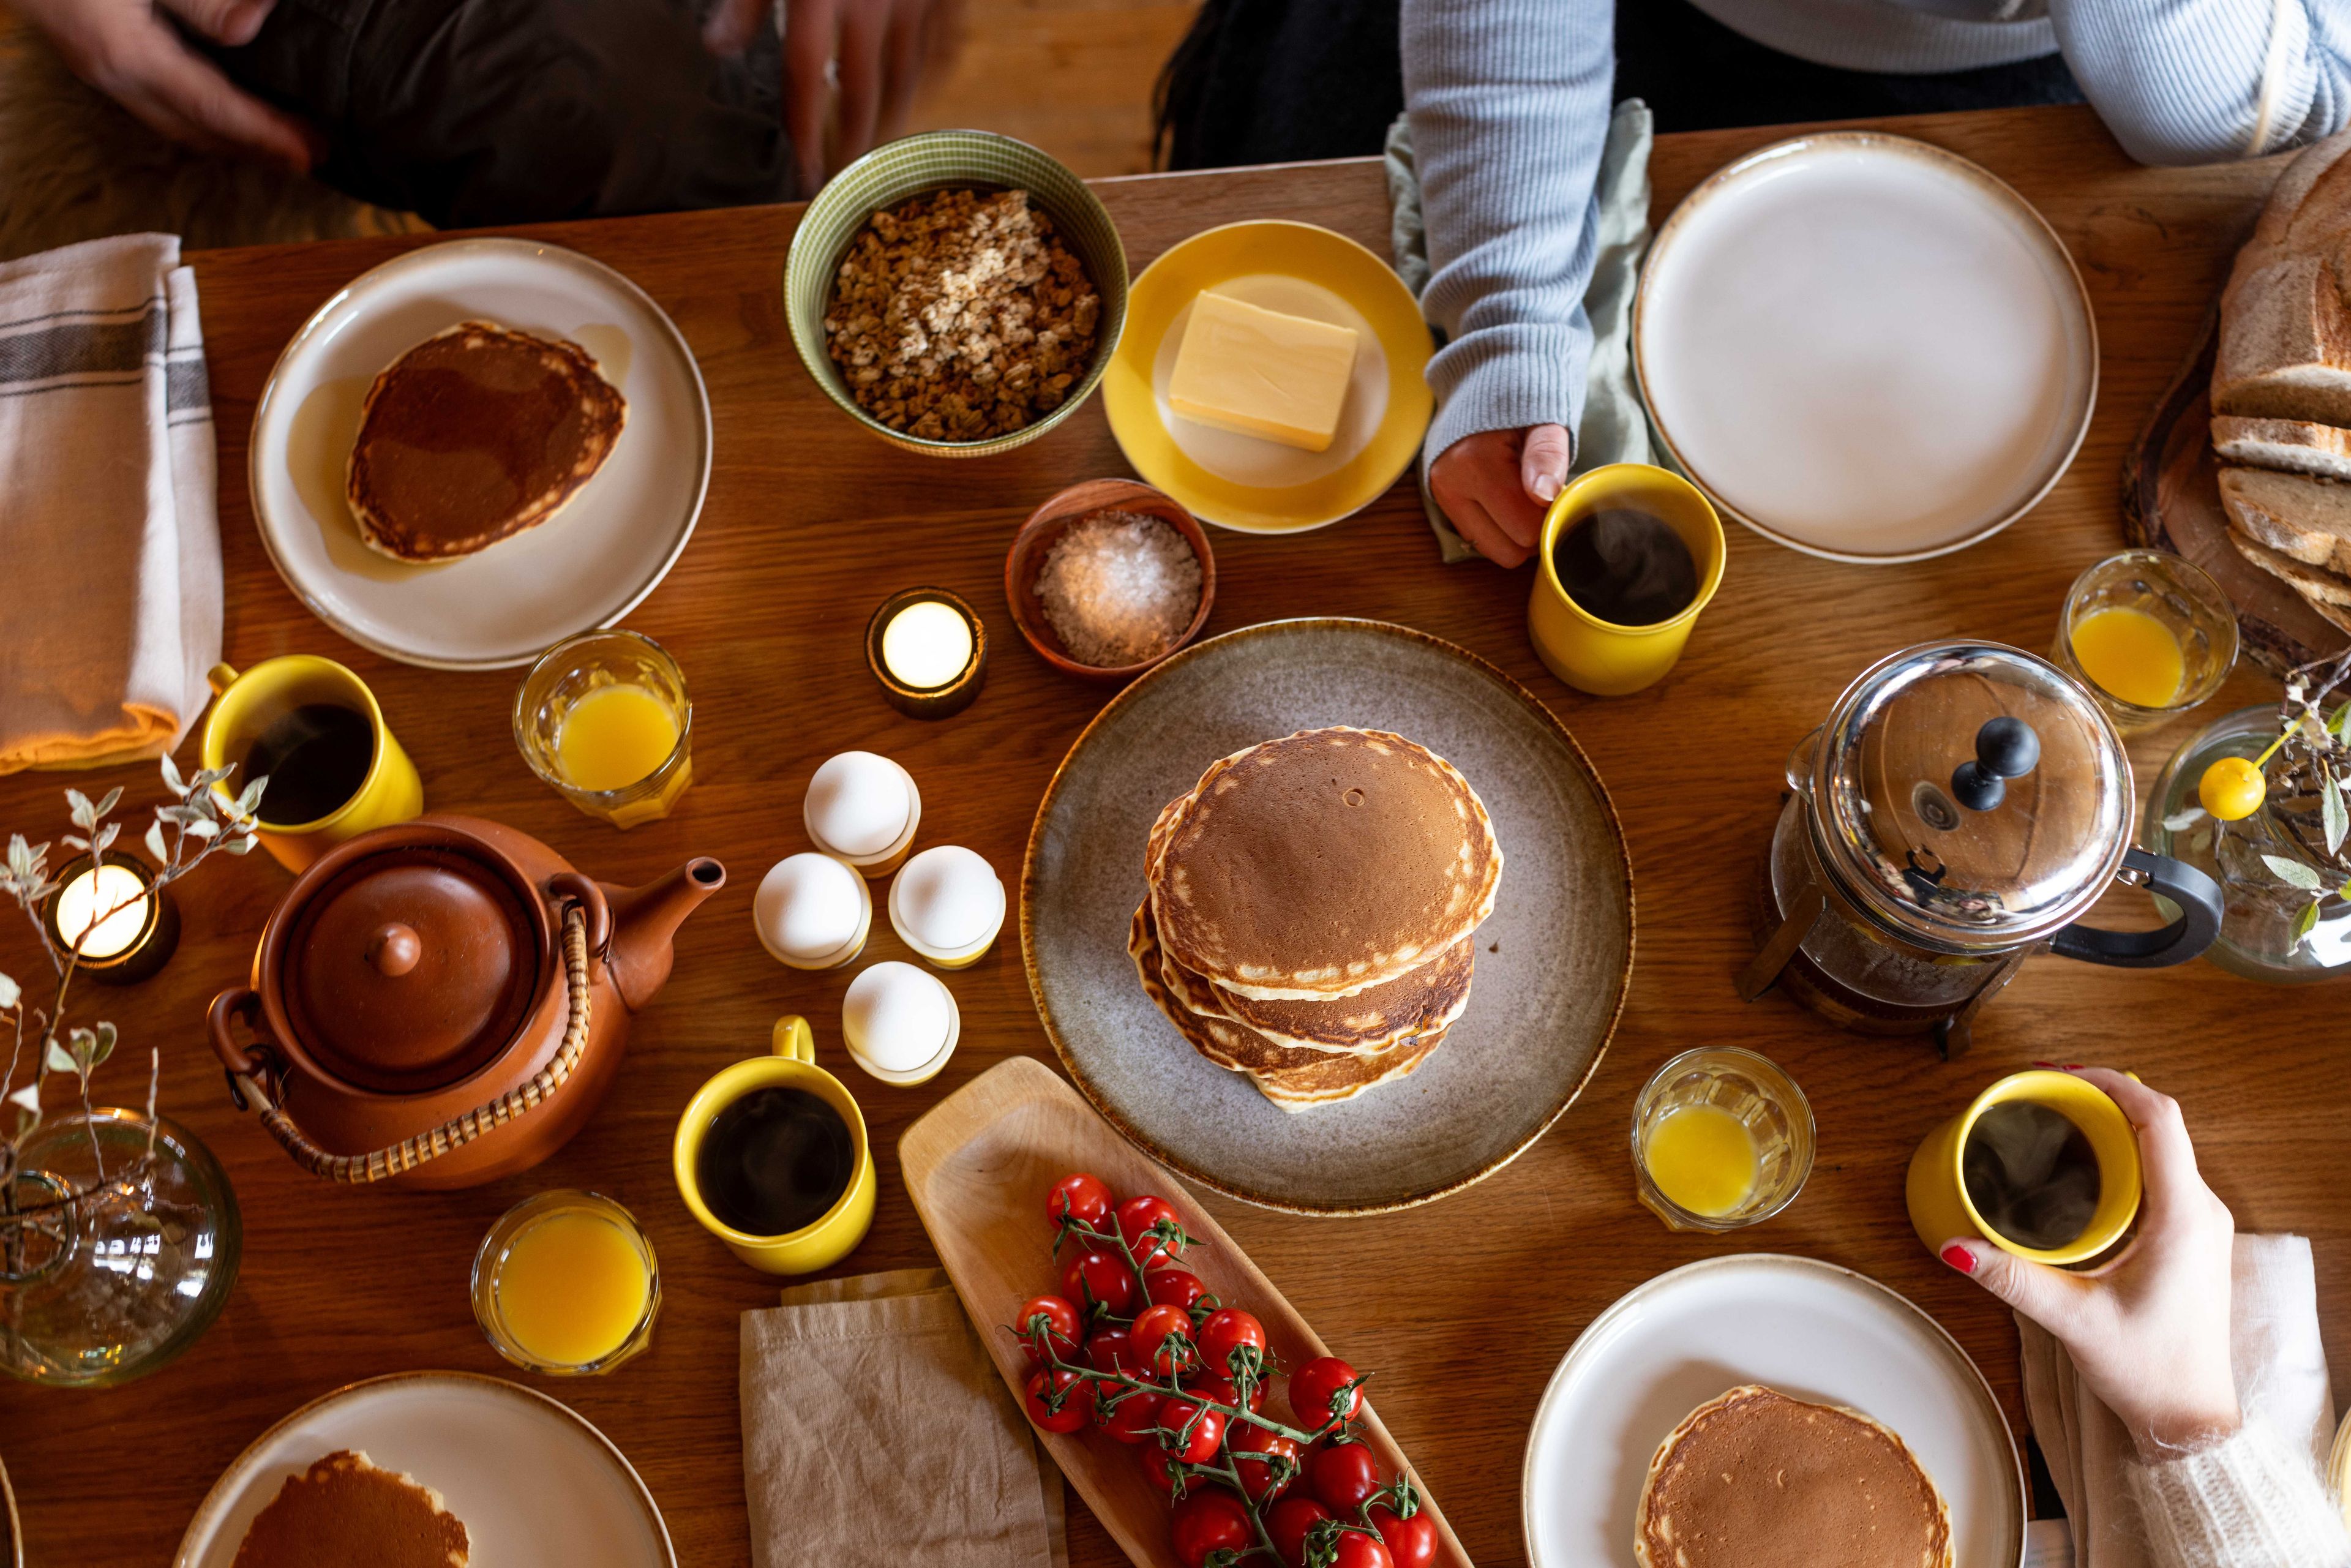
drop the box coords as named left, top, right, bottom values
left=673, top=1015, right=877, bottom=1275
left=199, top=656, right=424, bottom=872
left=1526, top=463, right=1726, bottom=696
left=1905, top=1070, right=2142, bottom=1267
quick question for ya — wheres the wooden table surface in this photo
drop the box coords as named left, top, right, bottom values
left=0, top=105, right=2327, bottom=1566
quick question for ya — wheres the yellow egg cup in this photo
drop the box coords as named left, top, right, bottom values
left=1905, top=1070, right=2142, bottom=1266
left=1526, top=463, right=1726, bottom=697
left=200, top=656, right=424, bottom=872
left=672, top=1016, right=877, bottom=1275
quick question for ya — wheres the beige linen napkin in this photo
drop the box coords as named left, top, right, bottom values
left=741, top=1268, right=1066, bottom=1568
left=0, top=233, right=221, bottom=773
left=2021, top=1233, right=2336, bottom=1566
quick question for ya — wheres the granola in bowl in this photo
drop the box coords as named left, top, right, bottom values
left=822, top=189, right=1103, bottom=443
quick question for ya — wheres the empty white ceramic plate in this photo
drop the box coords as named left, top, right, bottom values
left=176, top=1371, right=674, bottom=1567
left=1637, top=133, right=2096, bottom=562
left=249, top=238, right=711, bottom=667
left=1523, top=1253, right=2024, bottom=1568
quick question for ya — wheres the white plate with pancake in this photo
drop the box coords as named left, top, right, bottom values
left=249, top=237, right=711, bottom=668
left=1636, top=132, right=2096, bottom=563
left=1022, top=617, right=1633, bottom=1214
left=1522, top=1253, right=2024, bottom=1568
left=175, top=1370, right=674, bottom=1567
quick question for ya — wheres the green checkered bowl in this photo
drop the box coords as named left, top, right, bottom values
left=784, top=130, right=1128, bottom=457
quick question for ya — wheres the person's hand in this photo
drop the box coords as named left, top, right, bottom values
left=1937, top=1068, right=2241, bottom=1460
left=1428, top=425, right=1570, bottom=568
left=703, top=0, right=962, bottom=193
left=15, top=0, right=317, bottom=171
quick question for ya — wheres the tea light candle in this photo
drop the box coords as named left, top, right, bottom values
left=887, top=846, right=1004, bottom=969
left=753, top=853, right=872, bottom=970
left=803, top=752, right=922, bottom=877
left=41, top=853, right=178, bottom=986
left=840, top=961, right=960, bottom=1085
left=865, top=588, right=988, bottom=719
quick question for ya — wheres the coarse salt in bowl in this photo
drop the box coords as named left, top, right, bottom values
left=888, top=846, right=1004, bottom=966
left=1007, top=479, right=1217, bottom=682
left=842, top=961, right=958, bottom=1080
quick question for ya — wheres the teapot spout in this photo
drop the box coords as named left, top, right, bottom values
left=602, top=857, right=727, bottom=1011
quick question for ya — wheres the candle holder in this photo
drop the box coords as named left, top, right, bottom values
left=866, top=588, right=988, bottom=720
left=40, top=852, right=179, bottom=986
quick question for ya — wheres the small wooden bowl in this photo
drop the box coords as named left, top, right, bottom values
left=1004, top=479, right=1216, bottom=682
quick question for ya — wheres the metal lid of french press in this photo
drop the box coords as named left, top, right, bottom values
left=1809, top=640, right=2134, bottom=951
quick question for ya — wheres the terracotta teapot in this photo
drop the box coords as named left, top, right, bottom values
left=209, top=814, right=724, bottom=1189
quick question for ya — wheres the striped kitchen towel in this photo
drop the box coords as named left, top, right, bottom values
left=0, top=233, right=221, bottom=773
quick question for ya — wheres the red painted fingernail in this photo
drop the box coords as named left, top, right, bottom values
left=1940, top=1244, right=1977, bottom=1274
left=2062, top=1063, right=2086, bottom=1071
left=2031, top=1060, right=2058, bottom=1068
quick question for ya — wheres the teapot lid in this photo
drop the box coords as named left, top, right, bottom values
left=1808, top=641, right=2132, bottom=951
left=282, top=842, right=543, bottom=1093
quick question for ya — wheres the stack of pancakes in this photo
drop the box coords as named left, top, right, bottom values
left=231, top=1450, right=470, bottom=1568
left=1130, top=727, right=1502, bottom=1113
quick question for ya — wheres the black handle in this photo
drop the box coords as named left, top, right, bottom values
left=1951, top=716, right=2041, bottom=812
left=2047, top=846, right=2224, bottom=969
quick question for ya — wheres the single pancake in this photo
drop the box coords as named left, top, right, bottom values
left=1152, top=727, right=1501, bottom=1000
left=347, top=320, right=625, bottom=563
left=1635, top=1386, right=1952, bottom=1568
left=231, top=1449, right=470, bottom=1568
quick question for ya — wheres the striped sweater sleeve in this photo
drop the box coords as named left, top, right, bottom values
left=2126, top=1422, right=2351, bottom=1568
left=1401, top=0, right=1613, bottom=462
left=2053, top=0, right=2351, bottom=163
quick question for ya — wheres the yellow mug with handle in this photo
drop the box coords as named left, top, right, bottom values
left=1905, top=1069, right=2143, bottom=1267
left=1526, top=463, right=1726, bottom=697
left=198, top=656, right=424, bottom=872
left=673, top=1016, right=877, bottom=1275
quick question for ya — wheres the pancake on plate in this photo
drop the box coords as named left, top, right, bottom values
left=231, top=1449, right=470, bottom=1568
left=1635, top=1385, right=1952, bottom=1568
left=347, top=320, right=625, bottom=563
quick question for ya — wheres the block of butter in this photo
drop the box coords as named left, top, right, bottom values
left=1167, top=291, right=1360, bottom=452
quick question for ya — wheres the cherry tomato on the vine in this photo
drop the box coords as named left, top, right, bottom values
left=1289, top=1355, right=1364, bottom=1427
left=1046, top=1171, right=1114, bottom=1231
left=1155, top=1396, right=1225, bottom=1464
left=1228, top=1420, right=1302, bottom=1503
left=1131, top=1303, right=1196, bottom=1375
left=1170, top=1486, right=1254, bottom=1568
left=1061, top=1247, right=1138, bottom=1316
left=1307, top=1439, right=1384, bottom=1515
left=1370, top=1504, right=1438, bottom=1568
left=1097, top=1387, right=1163, bottom=1444
left=1265, top=1496, right=1333, bottom=1568
left=1117, top=1194, right=1185, bottom=1268
left=1136, top=1441, right=1186, bottom=1501
left=1146, top=1267, right=1213, bottom=1314
left=1087, top=1325, right=1141, bottom=1376
left=1013, top=1294, right=1081, bottom=1369
left=1022, top=1367, right=1093, bottom=1434
left=1332, top=1529, right=1395, bottom=1568
left=1194, top=1307, right=1266, bottom=1382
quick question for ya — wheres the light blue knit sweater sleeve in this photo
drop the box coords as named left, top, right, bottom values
left=2053, top=0, right=2351, bottom=163
left=1402, top=0, right=1613, bottom=462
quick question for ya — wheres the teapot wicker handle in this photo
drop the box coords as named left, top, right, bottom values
left=230, top=905, right=594, bottom=1185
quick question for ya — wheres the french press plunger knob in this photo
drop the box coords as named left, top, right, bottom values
left=1950, top=716, right=2039, bottom=811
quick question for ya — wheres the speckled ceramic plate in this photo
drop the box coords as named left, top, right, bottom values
left=1021, top=618, right=1633, bottom=1214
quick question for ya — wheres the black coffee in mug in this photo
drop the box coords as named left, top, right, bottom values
left=696, top=1086, right=854, bottom=1236
left=1553, top=507, right=1700, bottom=626
left=1962, top=1100, right=2101, bottom=1251
left=241, top=703, right=375, bottom=825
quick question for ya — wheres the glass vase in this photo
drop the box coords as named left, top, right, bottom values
left=2145, top=705, right=2351, bottom=984
left=1, top=1110, right=241, bottom=1386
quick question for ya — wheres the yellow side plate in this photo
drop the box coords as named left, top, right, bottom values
left=1104, top=221, right=1433, bottom=535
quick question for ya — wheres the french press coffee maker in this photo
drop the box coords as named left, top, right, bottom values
left=1739, top=641, right=2224, bottom=1057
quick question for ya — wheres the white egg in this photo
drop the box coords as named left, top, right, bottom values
left=754, top=853, right=864, bottom=961
left=842, top=961, right=951, bottom=1072
left=891, top=845, right=1003, bottom=952
left=804, top=752, right=912, bottom=857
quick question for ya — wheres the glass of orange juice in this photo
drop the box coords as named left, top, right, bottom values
left=472, top=1190, right=661, bottom=1376
left=1632, top=1048, right=1813, bottom=1232
left=514, top=630, right=692, bottom=828
left=2052, top=551, right=2237, bottom=735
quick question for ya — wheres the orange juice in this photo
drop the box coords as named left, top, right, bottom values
left=2069, top=607, right=2183, bottom=710
left=494, top=1209, right=652, bottom=1367
left=556, top=684, right=680, bottom=792
left=1643, top=1103, right=1758, bottom=1218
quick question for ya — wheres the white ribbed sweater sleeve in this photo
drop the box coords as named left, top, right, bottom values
left=1401, top=0, right=1612, bottom=461
left=2126, top=1422, right=2351, bottom=1568
left=2052, top=0, right=2351, bottom=162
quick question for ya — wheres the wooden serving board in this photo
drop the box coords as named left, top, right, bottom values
left=2122, top=304, right=2350, bottom=677
left=899, top=1057, right=1472, bottom=1568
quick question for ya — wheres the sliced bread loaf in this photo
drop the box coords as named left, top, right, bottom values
left=2219, top=467, right=2351, bottom=572
left=2212, top=416, right=2351, bottom=482
left=2215, top=128, right=2351, bottom=426
left=2228, top=524, right=2351, bottom=634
